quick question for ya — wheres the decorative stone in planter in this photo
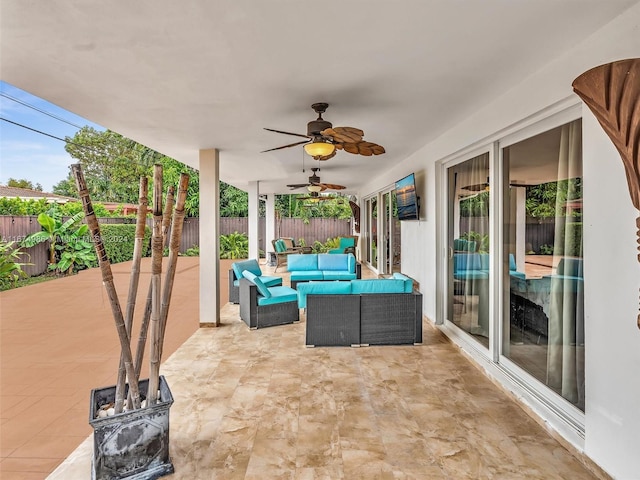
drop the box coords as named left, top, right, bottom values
left=89, top=376, right=174, bottom=480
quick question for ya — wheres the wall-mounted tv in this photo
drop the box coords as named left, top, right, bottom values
left=395, top=173, right=419, bottom=221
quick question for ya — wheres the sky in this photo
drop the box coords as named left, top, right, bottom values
left=0, top=80, right=104, bottom=193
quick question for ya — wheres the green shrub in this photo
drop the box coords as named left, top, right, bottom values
left=183, top=245, right=199, bottom=257
left=220, top=232, right=248, bottom=259
left=0, top=198, right=115, bottom=218
left=0, top=240, right=31, bottom=289
left=96, top=224, right=152, bottom=265
left=562, top=222, right=583, bottom=257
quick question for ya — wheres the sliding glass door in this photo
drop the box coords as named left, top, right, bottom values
left=446, top=152, right=491, bottom=348
left=502, top=119, right=584, bottom=411
left=441, top=113, right=584, bottom=415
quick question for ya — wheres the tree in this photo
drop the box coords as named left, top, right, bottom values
left=7, top=178, right=43, bottom=191
left=526, top=179, right=582, bottom=219
left=61, top=127, right=200, bottom=214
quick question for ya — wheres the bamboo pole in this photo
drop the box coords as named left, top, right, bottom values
left=163, top=186, right=175, bottom=248
left=70, top=164, right=141, bottom=408
left=130, top=186, right=174, bottom=389
left=157, top=173, right=190, bottom=363
left=147, top=165, right=164, bottom=405
left=114, top=177, right=148, bottom=413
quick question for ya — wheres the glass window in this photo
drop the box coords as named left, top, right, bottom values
left=502, top=119, right=584, bottom=411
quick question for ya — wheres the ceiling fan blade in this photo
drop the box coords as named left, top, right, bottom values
left=286, top=183, right=310, bottom=189
left=261, top=139, right=310, bottom=153
left=319, top=183, right=346, bottom=190
left=341, top=141, right=386, bottom=156
left=264, top=128, right=311, bottom=139
left=322, top=126, right=364, bottom=143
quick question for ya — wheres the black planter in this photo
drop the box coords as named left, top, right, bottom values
left=89, top=376, right=174, bottom=480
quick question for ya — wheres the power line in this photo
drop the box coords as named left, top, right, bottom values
left=0, top=92, right=86, bottom=130
left=1, top=117, right=102, bottom=155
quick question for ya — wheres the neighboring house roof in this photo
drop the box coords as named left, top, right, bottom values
left=0, top=185, right=78, bottom=203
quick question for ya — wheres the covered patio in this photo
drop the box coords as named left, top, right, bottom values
left=1, top=258, right=602, bottom=479
left=3, top=1, right=640, bottom=477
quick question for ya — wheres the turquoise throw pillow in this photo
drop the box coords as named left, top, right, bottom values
left=242, top=270, right=272, bottom=298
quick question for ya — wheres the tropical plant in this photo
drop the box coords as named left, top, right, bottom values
left=311, top=237, right=341, bottom=254
left=461, top=231, right=489, bottom=253
left=0, top=240, right=31, bottom=288
left=220, top=232, right=249, bottom=259
left=21, top=210, right=90, bottom=273
left=54, top=224, right=95, bottom=274
left=183, top=245, right=200, bottom=257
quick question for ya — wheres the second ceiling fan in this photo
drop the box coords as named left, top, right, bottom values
left=286, top=167, right=346, bottom=192
left=262, top=103, right=386, bottom=160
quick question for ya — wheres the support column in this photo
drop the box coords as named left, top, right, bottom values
left=248, top=181, right=260, bottom=260
left=265, top=193, right=276, bottom=265
left=199, top=149, right=220, bottom=327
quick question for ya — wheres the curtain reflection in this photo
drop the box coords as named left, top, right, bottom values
left=449, top=153, right=491, bottom=347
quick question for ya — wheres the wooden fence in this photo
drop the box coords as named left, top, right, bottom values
left=1, top=216, right=352, bottom=276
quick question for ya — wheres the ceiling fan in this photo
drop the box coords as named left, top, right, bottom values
left=298, top=191, right=335, bottom=201
left=262, top=102, right=386, bottom=160
left=286, top=167, right=346, bottom=192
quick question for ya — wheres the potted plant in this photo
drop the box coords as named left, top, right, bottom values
left=71, top=163, right=190, bottom=480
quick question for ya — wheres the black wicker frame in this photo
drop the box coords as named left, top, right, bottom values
left=239, top=278, right=299, bottom=329
left=304, top=291, right=422, bottom=346
left=306, top=295, right=361, bottom=347
left=229, top=269, right=240, bottom=304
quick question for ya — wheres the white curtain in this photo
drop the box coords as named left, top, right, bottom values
left=546, top=120, right=584, bottom=407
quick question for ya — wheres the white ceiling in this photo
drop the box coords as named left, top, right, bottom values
left=1, top=0, right=636, bottom=195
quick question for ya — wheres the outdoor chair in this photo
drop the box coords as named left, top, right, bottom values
left=272, top=238, right=311, bottom=272
left=239, top=271, right=299, bottom=329
left=328, top=236, right=358, bottom=255
left=228, top=259, right=282, bottom=304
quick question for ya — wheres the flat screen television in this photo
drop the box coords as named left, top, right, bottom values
left=395, top=173, right=419, bottom=221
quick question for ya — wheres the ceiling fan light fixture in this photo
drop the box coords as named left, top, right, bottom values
left=304, top=139, right=335, bottom=158
left=307, top=184, right=323, bottom=193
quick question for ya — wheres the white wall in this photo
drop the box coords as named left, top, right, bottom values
left=359, top=3, right=640, bottom=477
left=583, top=110, right=640, bottom=478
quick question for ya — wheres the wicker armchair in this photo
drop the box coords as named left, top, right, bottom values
left=272, top=238, right=311, bottom=272
left=238, top=276, right=299, bottom=329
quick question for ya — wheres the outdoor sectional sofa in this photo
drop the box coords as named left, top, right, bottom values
left=297, top=273, right=422, bottom=347
left=229, top=259, right=283, bottom=304
left=287, top=253, right=361, bottom=289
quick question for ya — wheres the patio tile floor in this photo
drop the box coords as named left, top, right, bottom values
left=2, top=257, right=607, bottom=479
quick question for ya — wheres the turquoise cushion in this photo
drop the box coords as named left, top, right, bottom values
left=509, top=254, right=517, bottom=272
left=242, top=270, right=271, bottom=298
left=257, top=286, right=298, bottom=306
left=290, top=271, right=324, bottom=281
left=350, top=279, right=405, bottom=294
left=232, top=259, right=261, bottom=280
left=261, top=276, right=283, bottom=288
left=339, top=237, right=355, bottom=249
left=392, top=273, right=414, bottom=293
left=318, top=253, right=349, bottom=271
left=479, top=254, right=490, bottom=272
left=287, top=254, right=318, bottom=271
left=275, top=239, right=287, bottom=252
left=296, top=281, right=352, bottom=308
left=322, top=271, right=357, bottom=281
left=557, top=258, right=583, bottom=278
